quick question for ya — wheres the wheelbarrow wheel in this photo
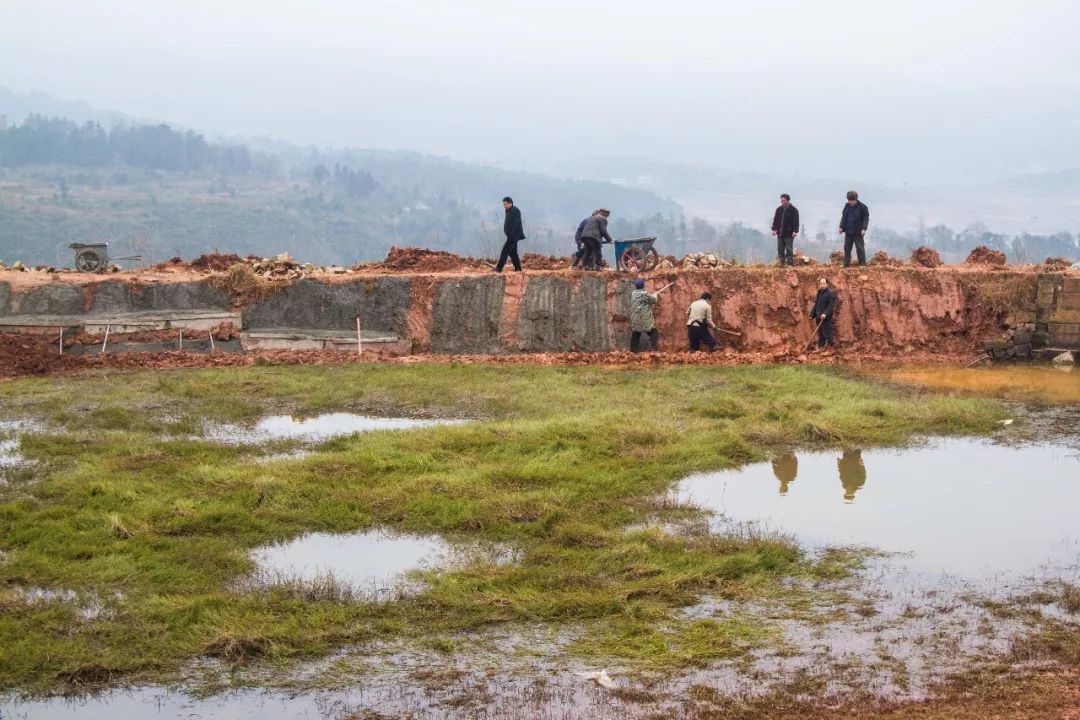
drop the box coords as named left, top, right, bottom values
left=75, top=249, right=103, bottom=273
left=620, top=246, right=647, bottom=272
left=641, top=248, right=660, bottom=271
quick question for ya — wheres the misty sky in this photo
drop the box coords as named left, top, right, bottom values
left=2, top=0, right=1079, bottom=185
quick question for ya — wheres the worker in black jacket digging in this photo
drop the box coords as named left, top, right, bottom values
left=810, top=277, right=838, bottom=349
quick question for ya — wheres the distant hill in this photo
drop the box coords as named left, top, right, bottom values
left=0, top=105, right=682, bottom=266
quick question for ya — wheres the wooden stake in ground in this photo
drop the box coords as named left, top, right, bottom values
left=356, top=316, right=363, bottom=356
left=178, top=328, right=183, bottom=352
left=803, top=318, right=825, bottom=353
left=208, top=330, right=215, bottom=352
left=101, top=325, right=110, bottom=354
left=58, top=327, right=63, bottom=355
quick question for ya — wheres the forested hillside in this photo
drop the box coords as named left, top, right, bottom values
left=0, top=116, right=682, bottom=266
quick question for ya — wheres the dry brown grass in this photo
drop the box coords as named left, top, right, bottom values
left=206, top=263, right=277, bottom=304
left=972, top=274, right=1038, bottom=313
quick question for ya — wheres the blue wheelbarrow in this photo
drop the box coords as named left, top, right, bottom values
left=614, top=237, right=660, bottom=272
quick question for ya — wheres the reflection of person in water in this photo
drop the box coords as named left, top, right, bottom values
left=771, top=452, right=798, bottom=495
left=838, top=449, right=867, bottom=502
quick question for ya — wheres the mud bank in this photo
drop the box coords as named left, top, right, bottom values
left=1, top=267, right=1076, bottom=361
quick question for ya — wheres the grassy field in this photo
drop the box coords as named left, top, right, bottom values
left=0, top=363, right=1006, bottom=695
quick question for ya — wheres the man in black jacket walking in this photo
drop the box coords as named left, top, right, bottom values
left=838, top=190, right=870, bottom=267
left=496, top=196, right=525, bottom=272
left=771, top=193, right=800, bottom=266
left=810, top=277, right=838, bottom=348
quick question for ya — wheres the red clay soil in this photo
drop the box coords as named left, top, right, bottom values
left=520, top=253, right=571, bottom=270
left=869, top=250, right=903, bottom=267
left=1, top=331, right=983, bottom=383
left=829, top=251, right=846, bottom=265
left=911, top=246, right=943, bottom=268
left=964, top=245, right=1007, bottom=266
left=372, top=247, right=492, bottom=273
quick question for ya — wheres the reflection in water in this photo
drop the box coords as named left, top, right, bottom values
left=837, top=449, right=867, bottom=503
left=771, top=453, right=798, bottom=495
left=770, top=450, right=867, bottom=503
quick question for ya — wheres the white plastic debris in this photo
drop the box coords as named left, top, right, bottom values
left=579, top=670, right=616, bottom=689
left=998, top=419, right=1013, bottom=426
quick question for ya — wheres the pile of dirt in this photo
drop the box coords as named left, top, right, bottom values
left=965, top=245, right=1007, bottom=266
left=679, top=252, right=731, bottom=269
left=377, top=246, right=491, bottom=273
left=0, top=334, right=77, bottom=379
left=1043, top=257, right=1074, bottom=271
left=911, top=246, right=943, bottom=268
left=792, top=250, right=818, bottom=266
left=829, top=251, right=846, bottom=265
left=869, top=250, right=903, bottom=267
left=190, top=253, right=247, bottom=271
left=520, top=253, right=570, bottom=270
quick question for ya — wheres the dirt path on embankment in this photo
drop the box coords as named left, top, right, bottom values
left=0, top=331, right=982, bottom=382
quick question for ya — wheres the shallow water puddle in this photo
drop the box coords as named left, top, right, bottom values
left=866, top=364, right=1080, bottom=405
left=0, top=420, right=43, bottom=473
left=249, top=531, right=450, bottom=599
left=677, top=438, right=1080, bottom=579
left=0, top=687, right=355, bottom=720
left=207, top=413, right=461, bottom=445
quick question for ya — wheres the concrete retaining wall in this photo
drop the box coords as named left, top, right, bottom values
left=243, top=277, right=411, bottom=336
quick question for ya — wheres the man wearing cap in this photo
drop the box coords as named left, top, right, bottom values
left=810, top=277, right=838, bottom=348
left=579, top=208, right=613, bottom=271
left=629, top=278, right=660, bottom=352
left=686, top=292, right=719, bottom=352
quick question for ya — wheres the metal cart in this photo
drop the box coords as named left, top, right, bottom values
left=69, top=243, right=143, bottom=273
left=614, top=237, right=660, bottom=272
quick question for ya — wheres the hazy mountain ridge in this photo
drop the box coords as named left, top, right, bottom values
left=0, top=90, right=682, bottom=266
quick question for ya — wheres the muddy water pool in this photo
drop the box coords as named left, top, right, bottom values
left=865, top=364, right=1080, bottom=405
left=677, top=437, right=1080, bottom=580
left=206, top=412, right=463, bottom=445
left=251, top=531, right=448, bottom=590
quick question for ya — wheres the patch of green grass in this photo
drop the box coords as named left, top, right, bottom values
left=0, top=363, right=1005, bottom=692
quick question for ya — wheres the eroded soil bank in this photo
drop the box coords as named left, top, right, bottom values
left=3, top=264, right=1073, bottom=380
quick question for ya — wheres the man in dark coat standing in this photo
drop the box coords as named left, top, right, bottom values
left=496, top=196, right=525, bottom=272
left=771, top=193, right=800, bottom=266
left=838, top=190, right=870, bottom=267
left=810, top=277, right=838, bottom=348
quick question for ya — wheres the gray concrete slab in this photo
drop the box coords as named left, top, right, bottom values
left=243, top=277, right=411, bottom=335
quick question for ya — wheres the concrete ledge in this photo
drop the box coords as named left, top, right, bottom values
left=240, top=327, right=401, bottom=352
left=0, top=311, right=240, bottom=334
